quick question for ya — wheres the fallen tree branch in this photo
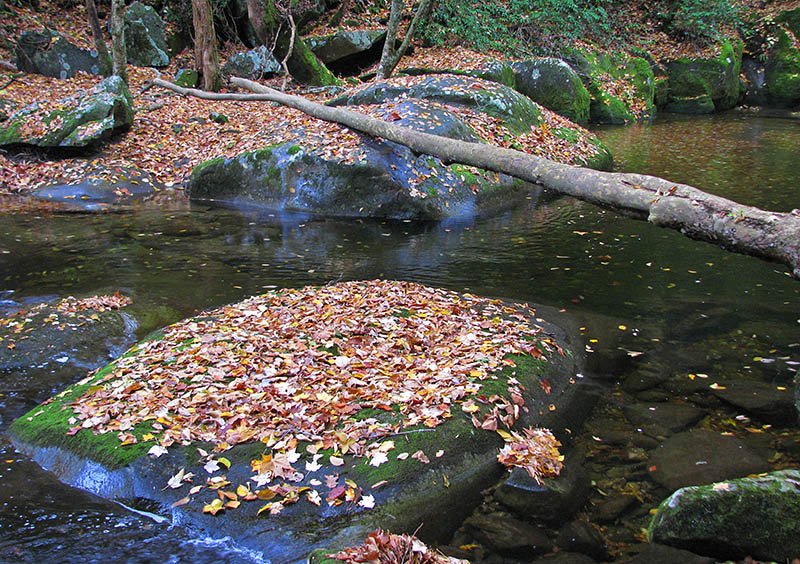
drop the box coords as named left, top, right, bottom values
left=152, top=76, right=800, bottom=279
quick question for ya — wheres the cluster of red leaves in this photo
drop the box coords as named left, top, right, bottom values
left=496, top=427, right=564, bottom=484
left=332, top=529, right=464, bottom=564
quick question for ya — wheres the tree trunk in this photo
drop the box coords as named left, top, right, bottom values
left=376, top=0, right=433, bottom=80
left=246, top=0, right=339, bottom=86
left=151, top=76, right=800, bottom=279
left=329, top=0, right=351, bottom=28
left=192, top=0, right=221, bottom=91
left=85, top=0, right=111, bottom=76
left=109, top=0, right=127, bottom=83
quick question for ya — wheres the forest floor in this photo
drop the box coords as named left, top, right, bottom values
left=0, top=0, right=794, bottom=204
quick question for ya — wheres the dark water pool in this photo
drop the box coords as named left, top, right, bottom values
left=0, top=112, right=797, bottom=562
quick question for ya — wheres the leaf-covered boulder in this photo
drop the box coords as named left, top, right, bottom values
left=188, top=75, right=611, bottom=218
left=0, top=76, right=133, bottom=149
left=763, top=8, right=800, bottom=107
left=662, top=39, right=743, bottom=114
left=15, top=29, right=109, bottom=78
left=648, top=470, right=800, bottom=562
left=9, top=281, right=591, bottom=563
left=221, top=46, right=281, bottom=80
left=123, top=1, right=169, bottom=68
left=329, top=74, right=544, bottom=134
left=0, top=294, right=136, bottom=428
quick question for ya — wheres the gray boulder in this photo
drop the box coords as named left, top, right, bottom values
left=307, top=30, right=386, bottom=72
left=9, top=281, right=590, bottom=563
left=221, top=46, right=281, bottom=80
left=648, top=470, right=800, bottom=562
left=15, top=30, right=109, bottom=78
left=124, top=1, right=169, bottom=68
left=0, top=76, right=133, bottom=148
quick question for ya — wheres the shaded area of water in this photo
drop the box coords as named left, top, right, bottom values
left=0, top=113, right=797, bottom=562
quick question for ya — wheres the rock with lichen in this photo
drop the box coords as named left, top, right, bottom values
left=0, top=75, right=133, bottom=149
left=9, top=280, right=592, bottom=564
left=187, top=74, right=611, bottom=220
left=648, top=470, right=800, bottom=562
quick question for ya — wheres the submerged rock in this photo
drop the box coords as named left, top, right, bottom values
left=464, top=511, right=552, bottom=557
left=647, top=429, right=770, bottom=492
left=9, top=281, right=591, bottom=563
left=662, top=39, right=743, bottom=113
left=711, top=379, right=797, bottom=426
left=0, top=76, right=133, bottom=149
left=648, top=470, right=800, bottom=562
left=29, top=165, right=161, bottom=211
left=617, top=543, right=715, bottom=564
left=123, top=1, right=169, bottom=68
left=0, top=294, right=136, bottom=427
left=15, top=30, right=108, bottom=78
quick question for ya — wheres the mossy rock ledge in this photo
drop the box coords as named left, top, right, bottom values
left=648, top=470, right=800, bottom=562
left=9, top=280, right=591, bottom=563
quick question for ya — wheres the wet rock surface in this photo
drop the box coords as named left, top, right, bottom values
left=493, top=460, right=591, bottom=526
left=556, top=519, right=609, bottom=561
left=647, top=428, right=771, bottom=492
left=648, top=470, right=800, bottom=562
left=616, top=542, right=715, bottom=564
left=464, top=511, right=553, bottom=557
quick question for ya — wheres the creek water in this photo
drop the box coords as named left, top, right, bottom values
left=0, top=113, right=797, bottom=563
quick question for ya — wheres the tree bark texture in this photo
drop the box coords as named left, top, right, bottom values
left=245, top=0, right=338, bottom=86
left=152, top=77, right=800, bottom=279
left=85, top=0, right=111, bottom=76
left=376, top=0, right=434, bottom=79
left=109, top=0, right=127, bottom=83
left=192, top=0, right=221, bottom=91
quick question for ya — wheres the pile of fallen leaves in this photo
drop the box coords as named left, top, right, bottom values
left=497, top=427, right=563, bottom=483
left=49, top=280, right=564, bottom=515
left=331, top=530, right=466, bottom=564
left=1, top=293, right=131, bottom=332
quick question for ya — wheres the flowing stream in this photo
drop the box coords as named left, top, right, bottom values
left=0, top=113, right=797, bottom=563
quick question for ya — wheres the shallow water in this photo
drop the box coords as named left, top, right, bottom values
left=0, top=112, right=797, bottom=562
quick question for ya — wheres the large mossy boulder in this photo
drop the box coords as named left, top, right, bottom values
left=764, top=8, right=800, bottom=107
left=0, top=76, right=133, bottom=148
left=123, top=1, right=169, bottom=68
left=565, top=49, right=656, bottom=124
left=9, top=280, right=590, bottom=562
left=648, top=470, right=800, bottom=562
left=474, top=59, right=591, bottom=124
left=188, top=75, right=611, bottom=219
left=662, top=39, right=743, bottom=113
left=221, top=46, right=281, bottom=80
left=15, top=30, right=109, bottom=78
